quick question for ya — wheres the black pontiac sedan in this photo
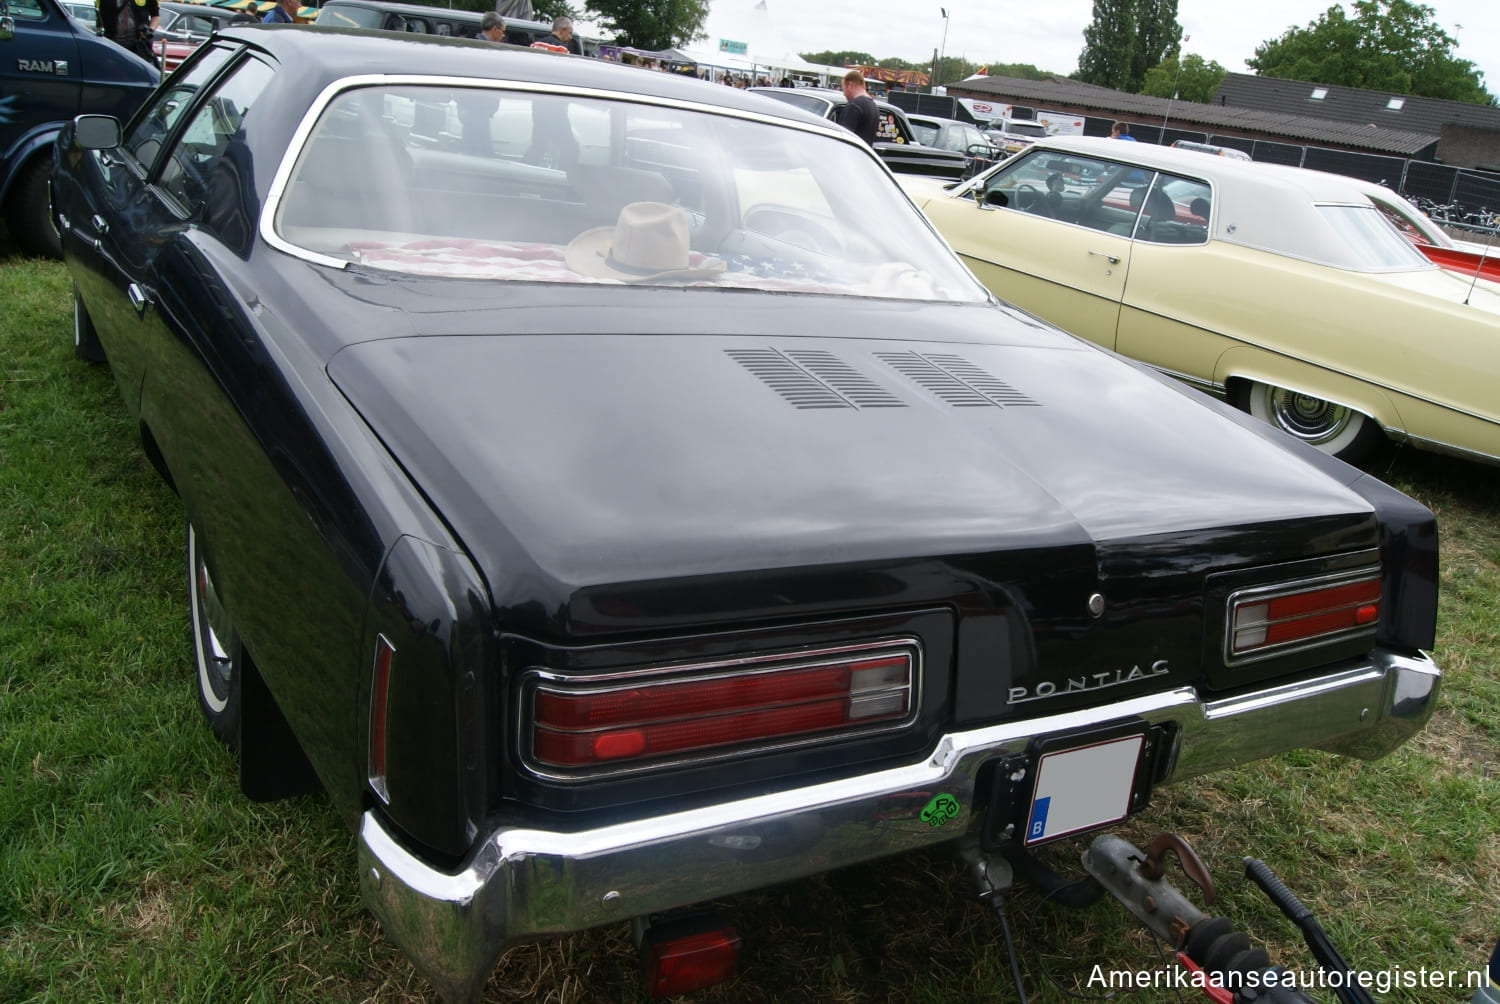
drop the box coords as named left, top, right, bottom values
left=52, top=25, right=1441, bottom=1002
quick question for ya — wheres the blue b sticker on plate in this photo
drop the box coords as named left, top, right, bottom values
left=1027, top=796, right=1051, bottom=841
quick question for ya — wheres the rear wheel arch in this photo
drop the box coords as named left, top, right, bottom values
left=1223, top=374, right=1389, bottom=463
left=188, top=520, right=321, bottom=800
left=1215, top=345, right=1403, bottom=431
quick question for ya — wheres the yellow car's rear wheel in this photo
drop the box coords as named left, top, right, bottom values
left=1242, top=381, right=1383, bottom=463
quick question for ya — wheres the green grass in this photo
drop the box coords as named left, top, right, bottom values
left=1, top=248, right=1496, bottom=1003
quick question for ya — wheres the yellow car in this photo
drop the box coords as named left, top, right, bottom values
left=904, top=136, right=1500, bottom=465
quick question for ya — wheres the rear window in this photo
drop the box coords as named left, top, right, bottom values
left=271, top=83, right=986, bottom=302
left=1315, top=205, right=1435, bottom=270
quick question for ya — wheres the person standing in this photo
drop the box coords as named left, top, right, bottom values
left=261, top=0, right=298, bottom=23
left=533, top=16, right=581, bottom=55
left=478, top=11, right=505, bottom=42
left=834, top=70, right=879, bottom=146
left=1110, top=121, right=1137, bottom=141
left=98, top=0, right=159, bottom=63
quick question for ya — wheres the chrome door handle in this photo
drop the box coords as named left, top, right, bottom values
left=1088, top=250, right=1121, bottom=264
left=91, top=214, right=109, bottom=234
left=127, top=283, right=152, bottom=314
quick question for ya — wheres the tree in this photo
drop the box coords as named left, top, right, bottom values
left=532, top=0, right=574, bottom=21
left=1076, top=0, right=1180, bottom=92
left=985, top=62, right=1050, bottom=81
left=1140, top=53, right=1227, bottom=103
left=800, top=50, right=876, bottom=67
left=585, top=0, right=708, bottom=50
left=1249, top=0, right=1493, bottom=105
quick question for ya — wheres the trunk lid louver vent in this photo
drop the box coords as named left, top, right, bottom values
left=726, top=348, right=907, bottom=410
left=877, top=351, right=1040, bottom=408
left=727, top=347, right=1039, bottom=410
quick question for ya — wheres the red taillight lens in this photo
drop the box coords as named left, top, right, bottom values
left=368, top=634, right=395, bottom=802
left=1229, top=573, right=1381, bottom=660
left=529, top=646, right=915, bottom=774
left=643, top=927, right=741, bottom=998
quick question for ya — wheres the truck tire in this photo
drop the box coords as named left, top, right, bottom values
left=4, top=156, right=63, bottom=259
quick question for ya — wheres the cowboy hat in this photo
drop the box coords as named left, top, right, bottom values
left=565, top=202, right=726, bottom=283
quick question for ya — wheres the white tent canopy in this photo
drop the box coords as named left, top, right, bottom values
left=681, top=0, right=844, bottom=80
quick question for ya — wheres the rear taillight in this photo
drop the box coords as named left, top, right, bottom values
left=368, top=634, right=395, bottom=802
left=1227, top=570, right=1381, bottom=663
left=526, top=642, right=918, bottom=777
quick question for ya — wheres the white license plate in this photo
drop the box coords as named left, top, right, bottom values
left=1024, top=734, right=1144, bottom=844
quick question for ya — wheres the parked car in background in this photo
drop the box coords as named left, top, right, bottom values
left=904, top=135, right=1500, bottom=466
left=146, top=1, right=256, bottom=71
left=1170, top=139, right=1253, bottom=161
left=985, top=116, right=1048, bottom=156
left=53, top=29, right=1440, bottom=1000
left=1346, top=177, right=1500, bottom=283
left=158, top=1, right=257, bottom=35
left=59, top=0, right=94, bottom=25
left=750, top=86, right=969, bottom=179
left=905, top=113, right=1002, bottom=178
left=0, top=0, right=157, bottom=256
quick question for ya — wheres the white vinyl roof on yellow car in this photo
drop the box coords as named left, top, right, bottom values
left=978, top=136, right=1437, bottom=273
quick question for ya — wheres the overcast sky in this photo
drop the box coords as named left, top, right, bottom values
left=700, top=0, right=1500, bottom=94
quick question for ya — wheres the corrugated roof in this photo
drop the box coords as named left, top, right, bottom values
left=950, top=75, right=1441, bottom=156
left=1213, top=73, right=1500, bottom=138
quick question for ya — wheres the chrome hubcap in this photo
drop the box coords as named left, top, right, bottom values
left=190, top=529, right=234, bottom=710
left=1264, top=388, right=1354, bottom=445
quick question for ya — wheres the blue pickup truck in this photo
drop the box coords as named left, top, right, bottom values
left=1, top=0, right=156, bottom=255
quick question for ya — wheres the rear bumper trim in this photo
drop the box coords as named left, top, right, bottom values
left=359, top=648, right=1439, bottom=1002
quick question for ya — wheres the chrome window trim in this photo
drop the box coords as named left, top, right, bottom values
left=516, top=637, right=924, bottom=783
left=1223, top=563, right=1382, bottom=667
left=258, top=73, right=865, bottom=268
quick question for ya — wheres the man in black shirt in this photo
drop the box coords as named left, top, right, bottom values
left=533, top=16, right=583, bottom=55
left=834, top=69, right=879, bottom=146
left=98, top=0, right=159, bottom=64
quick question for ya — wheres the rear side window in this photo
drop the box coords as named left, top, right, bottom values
left=157, top=56, right=276, bottom=239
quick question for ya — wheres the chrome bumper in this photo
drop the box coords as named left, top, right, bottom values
left=358, top=649, right=1439, bottom=1003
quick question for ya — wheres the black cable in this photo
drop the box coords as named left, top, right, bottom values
left=992, top=895, right=1029, bottom=1003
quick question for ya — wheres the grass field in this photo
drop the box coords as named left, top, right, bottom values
left=1, top=246, right=1497, bottom=1003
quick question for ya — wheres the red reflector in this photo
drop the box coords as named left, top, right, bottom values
left=1230, top=575, right=1381, bottom=658
left=644, top=928, right=741, bottom=998
left=529, top=646, right=915, bottom=772
left=368, top=634, right=395, bottom=802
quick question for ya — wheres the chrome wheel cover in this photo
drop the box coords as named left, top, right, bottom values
left=188, top=526, right=235, bottom=713
left=1261, top=387, right=1356, bottom=446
